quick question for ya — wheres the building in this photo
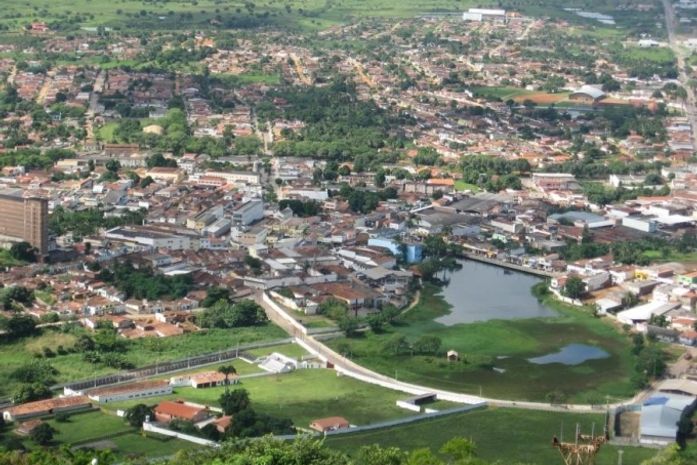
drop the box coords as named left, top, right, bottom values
left=640, top=393, right=696, bottom=445
left=569, top=85, right=606, bottom=104
left=170, top=371, right=238, bottom=389
left=79, top=380, right=172, bottom=404
left=622, top=216, right=658, bottom=233
left=0, top=188, right=49, bottom=256
left=232, top=200, right=264, bottom=226
left=309, top=416, right=350, bottom=433
left=2, top=396, right=92, bottom=422
left=462, top=8, right=506, bottom=22
left=531, top=173, right=579, bottom=192
left=203, top=170, right=260, bottom=185
left=154, top=400, right=209, bottom=424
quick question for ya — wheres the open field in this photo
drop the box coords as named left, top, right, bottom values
left=106, top=368, right=415, bottom=428
left=0, top=324, right=287, bottom=397
left=19, top=410, right=198, bottom=459
left=0, top=0, right=662, bottom=34
left=514, top=91, right=570, bottom=105
left=328, top=284, right=637, bottom=403
left=325, top=407, right=658, bottom=465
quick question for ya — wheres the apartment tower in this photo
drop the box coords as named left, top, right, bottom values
left=0, top=189, right=49, bottom=257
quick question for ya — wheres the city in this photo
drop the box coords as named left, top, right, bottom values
left=0, top=1, right=697, bottom=465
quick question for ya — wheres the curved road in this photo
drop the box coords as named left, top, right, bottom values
left=255, top=291, right=653, bottom=414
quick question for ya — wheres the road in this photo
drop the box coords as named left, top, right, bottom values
left=663, top=0, right=697, bottom=148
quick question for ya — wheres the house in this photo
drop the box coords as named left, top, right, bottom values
left=2, top=396, right=92, bottom=422
left=213, top=415, right=233, bottom=433
left=310, top=416, right=350, bottom=433
left=79, top=380, right=172, bottom=404
left=15, top=419, right=45, bottom=436
left=154, top=400, right=209, bottom=424
left=170, top=371, right=238, bottom=389
left=447, top=350, right=460, bottom=361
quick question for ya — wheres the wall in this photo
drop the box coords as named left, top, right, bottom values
left=143, top=421, right=220, bottom=447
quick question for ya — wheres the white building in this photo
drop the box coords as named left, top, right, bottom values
left=622, top=216, right=658, bottom=233
left=68, top=380, right=172, bottom=404
left=203, top=170, right=260, bottom=185
left=462, top=8, right=506, bottom=21
left=232, top=199, right=264, bottom=226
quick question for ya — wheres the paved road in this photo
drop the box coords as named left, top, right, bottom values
left=663, top=0, right=697, bottom=148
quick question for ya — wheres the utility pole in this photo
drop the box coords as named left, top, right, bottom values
left=618, top=450, right=623, bottom=465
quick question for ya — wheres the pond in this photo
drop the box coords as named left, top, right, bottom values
left=527, top=344, right=610, bottom=366
left=437, top=260, right=557, bottom=325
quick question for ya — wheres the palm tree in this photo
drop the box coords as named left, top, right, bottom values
left=218, top=365, right=237, bottom=389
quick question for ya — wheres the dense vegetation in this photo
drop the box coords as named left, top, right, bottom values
left=49, top=207, right=146, bottom=238
left=259, top=80, right=410, bottom=164
left=97, top=262, right=193, bottom=300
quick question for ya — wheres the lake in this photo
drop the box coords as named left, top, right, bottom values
left=528, top=344, right=610, bottom=366
left=437, top=259, right=557, bottom=325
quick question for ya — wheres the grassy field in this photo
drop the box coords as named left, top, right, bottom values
left=453, top=180, right=481, bottom=192
left=245, top=342, right=308, bottom=359
left=1, top=0, right=657, bottom=33
left=328, top=284, right=637, bottom=403
left=0, top=249, right=25, bottom=268
left=12, top=410, right=198, bottom=459
left=106, top=369, right=414, bottom=428
left=0, top=0, right=481, bottom=32
left=0, top=324, right=287, bottom=397
left=325, top=407, right=658, bottom=465
left=470, top=86, right=533, bottom=101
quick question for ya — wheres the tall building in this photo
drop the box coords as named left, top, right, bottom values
left=0, top=188, right=49, bottom=256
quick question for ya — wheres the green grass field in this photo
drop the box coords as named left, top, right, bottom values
left=0, top=0, right=658, bottom=34
left=106, top=369, right=415, bottom=428
left=25, top=410, right=198, bottom=459
left=0, top=324, right=287, bottom=397
left=470, top=86, right=532, bottom=101
left=0, top=249, right=25, bottom=268
left=454, top=180, right=481, bottom=192
left=325, top=407, right=658, bottom=465
left=329, top=284, right=637, bottom=403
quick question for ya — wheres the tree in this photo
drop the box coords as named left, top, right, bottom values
left=218, top=365, right=237, bottom=387
left=562, top=276, right=586, bottom=299
left=366, top=313, right=386, bottom=333
left=413, top=335, right=442, bottom=355
left=29, top=423, right=55, bottom=445
left=9, top=242, right=37, bottom=262
left=1, top=286, right=35, bottom=310
left=338, top=317, right=359, bottom=337
left=124, top=404, right=153, bottom=427
left=105, top=159, right=121, bottom=173
left=440, top=437, right=477, bottom=462
left=199, top=299, right=267, bottom=329
left=219, top=388, right=250, bottom=415
left=201, top=286, right=231, bottom=307
left=5, top=314, right=37, bottom=338
left=356, top=444, right=405, bottom=465
left=374, top=169, right=386, bottom=188
left=12, top=383, right=51, bottom=404
left=383, top=334, right=410, bottom=356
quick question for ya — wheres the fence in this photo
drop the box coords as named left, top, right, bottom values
left=143, top=422, right=220, bottom=447
left=59, top=337, right=292, bottom=392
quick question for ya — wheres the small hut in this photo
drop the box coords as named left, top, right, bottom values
left=447, top=350, right=460, bottom=362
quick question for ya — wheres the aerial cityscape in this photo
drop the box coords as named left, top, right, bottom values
left=1, top=1, right=697, bottom=464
